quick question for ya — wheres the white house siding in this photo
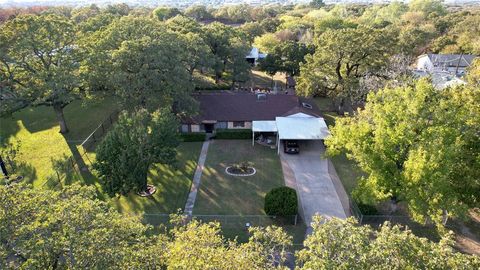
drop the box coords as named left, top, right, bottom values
left=417, top=56, right=434, bottom=72
left=227, top=121, right=252, bottom=129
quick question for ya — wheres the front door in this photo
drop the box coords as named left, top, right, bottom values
left=204, top=123, right=214, bottom=133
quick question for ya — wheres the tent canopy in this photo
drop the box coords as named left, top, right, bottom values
left=252, top=120, right=277, bottom=132
left=275, top=117, right=329, bottom=140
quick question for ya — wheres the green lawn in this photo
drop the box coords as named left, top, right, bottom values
left=0, top=98, right=118, bottom=187
left=0, top=98, right=203, bottom=216
left=193, top=140, right=306, bottom=244
left=111, top=142, right=203, bottom=214
left=194, top=140, right=284, bottom=215
left=247, top=70, right=286, bottom=89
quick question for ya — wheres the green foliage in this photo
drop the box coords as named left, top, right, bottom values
left=0, top=184, right=294, bottom=269
left=180, top=132, right=206, bottom=142
left=253, top=32, right=280, bottom=53
left=203, top=22, right=251, bottom=84
left=94, top=109, right=179, bottom=196
left=297, top=26, right=395, bottom=107
left=83, top=16, right=196, bottom=114
left=264, top=186, right=298, bottom=216
left=215, top=129, right=252, bottom=139
left=184, top=5, right=212, bottom=21
left=0, top=13, right=82, bottom=133
left=297, top=216, right=480, bottom=269
left=0, top=183, right=160, bottom=269
left=409, top=0, right=446, bottom=17
left=326, top=80, right=480, bottom=226
left=152, top=6, right=180, bottom=21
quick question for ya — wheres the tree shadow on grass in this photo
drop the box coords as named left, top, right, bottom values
left=15, top=161, right=37, bottom=184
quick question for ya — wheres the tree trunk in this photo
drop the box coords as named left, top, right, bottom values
left=53, top=104, right=68, bottom=134
left=337, top=98, right=345, bottom=115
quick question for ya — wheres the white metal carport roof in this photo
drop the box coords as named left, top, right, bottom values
left=275, top=117, right=330, bottom=140
left=252, top=120, right=277, bottom=132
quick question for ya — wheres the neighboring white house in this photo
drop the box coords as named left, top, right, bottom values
left=416, top=54, right=476, bottom=75
left=246, top=47, right=267, bottom=65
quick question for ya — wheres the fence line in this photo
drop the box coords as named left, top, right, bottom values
left=40, top=110, right=120, bottom=189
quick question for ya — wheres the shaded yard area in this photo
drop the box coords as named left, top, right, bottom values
left=0, top=98, right=203, bottom=216
left=0, top=98, right=118, bottom=187
left=112, top=142, right=202, bottom=214
left=193, top=140, right=306, bottom=244
left=246, top=70, right=287, bottom=90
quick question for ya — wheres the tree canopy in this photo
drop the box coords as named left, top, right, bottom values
left=2, top=184, right=477, bottom=269
left=297, top=216, right=480, bottom=269
left=0, top=14, right=82, bottom=133
left=326, top=80, right=480, bottom=225
left=94, top=109, right=179, bottom=196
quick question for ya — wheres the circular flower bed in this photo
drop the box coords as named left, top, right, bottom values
left=137, top=184, right=157, bottom=197
left=225, top=162, right=256, bottom=176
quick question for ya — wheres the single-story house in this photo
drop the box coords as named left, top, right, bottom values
left=182, top=92, right=330, bottom=153
left=416, top=54, right=476, bottom=75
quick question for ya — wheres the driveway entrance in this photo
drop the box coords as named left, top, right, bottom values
left=280, top=141, right=347, bottom=234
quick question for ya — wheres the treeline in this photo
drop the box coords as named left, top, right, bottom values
left=1, top=183, right=479, bottom=269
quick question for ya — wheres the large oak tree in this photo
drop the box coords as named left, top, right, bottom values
left=0, top=14, right=82, bottom=133
left=326, top=80, right=480, bottom=225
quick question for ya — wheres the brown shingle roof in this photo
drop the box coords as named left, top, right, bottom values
left=187, top=92, right=320, bottom=123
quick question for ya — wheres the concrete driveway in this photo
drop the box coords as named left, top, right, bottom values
left=280, top=140, right=347, bottom=233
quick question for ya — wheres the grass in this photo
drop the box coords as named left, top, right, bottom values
left=0, top=98, right=203, bottom=215
left=0, top=98, right=118, bottom=187
left=193, top=139, right=306, bottom=244
left=111, top=142, right=203, bottom=214
left=194, top=140, right=284, bottom=215
left=313, top=97, right=334, bottom=111
left=247, top=70, right=286, bottom=89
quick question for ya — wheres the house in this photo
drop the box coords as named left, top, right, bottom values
left=245, top=47, right=267, bottom=66
left=416, top=54, right=476, bottom=75
left=181, top=92, right=330, bottom=153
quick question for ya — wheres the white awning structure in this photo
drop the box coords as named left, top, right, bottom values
left=276, top=117, right=330, bottom=140
left=252, top=121, right=277, bottom=132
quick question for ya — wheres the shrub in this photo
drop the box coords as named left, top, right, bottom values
left=215, top=129, right=252, bottom=139
left=181, top=132, right=206, bottom=142
left=264, top=187, right=298, bottom=216
left=229, top=161, right=254, bottom=174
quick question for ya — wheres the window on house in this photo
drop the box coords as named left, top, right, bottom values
left=233, top=121, right=245, bottom=128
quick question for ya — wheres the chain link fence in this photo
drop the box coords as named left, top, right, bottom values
left=39, top=110, right=120, bottom=189
left=140, top=213, right=304, bottom=244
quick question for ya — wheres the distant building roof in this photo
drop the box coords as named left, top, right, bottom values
left=413, top=70, right=466, bottom=89
left=421, top=54, right=476, bottom=68
left=187, top=92, right=321, bottom=123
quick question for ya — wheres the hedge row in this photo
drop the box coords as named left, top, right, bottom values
left=180, top=132, right=206, bottom=142
left=215, top=129, right=252, bottom=139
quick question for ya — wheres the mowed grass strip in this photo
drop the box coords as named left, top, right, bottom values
left=194, top=140, right=284, bottom=215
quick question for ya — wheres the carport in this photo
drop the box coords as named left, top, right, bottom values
left=252, top=116, right=330, bottom=154
left=252, top=121, right=277, bottom=146
left=275, top=117, right=330, bottom=154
